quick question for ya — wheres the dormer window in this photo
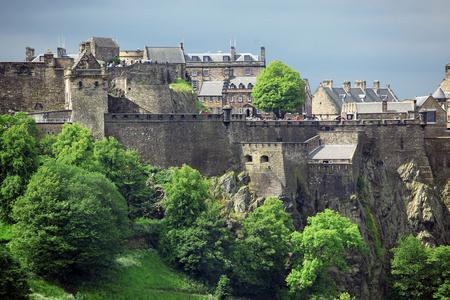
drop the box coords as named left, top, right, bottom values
left=239, top=83, right=245, bottom=89
left=191, top=56, right=200, bottom=62
left=203, top=56, right=211, bottom=62
left=229, top=83, right=236, bottom=89
left=248, top=83, right=254, bottom=89
left=223, top=56, right=230, bottom=62
left=244, top=55, right=252, bottom=61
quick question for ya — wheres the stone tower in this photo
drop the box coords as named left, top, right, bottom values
left=64, top=45, right=107, bottom=138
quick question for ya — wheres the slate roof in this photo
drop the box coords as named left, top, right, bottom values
left=309, top=145, right=357, bottom=160
left=144, top=47, right=185, bottom=64
left=198, top=81, right=224, bottom=96
left=228, top=76, right=256, bottom=88
left=432, top=87, right=446, bottom=99
left=186, top=52, right=259, bottom=62
left=349, top=101, right=415, bottom=113
left=415, top=96, right=430, bottom=107
left=90, top=37, right=119, bottom=48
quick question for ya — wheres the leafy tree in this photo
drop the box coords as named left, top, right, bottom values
left=215, top=275, right=232, bottom=300
left=10, top=160, right=129, bottom=282
left=162, top=165, right=209, bottom=228
left=160, top=201, right=231, bottom=282
left=0, top=246, right=30, bottom=300
left=391, top=235, right=450, bottom=300
left=51, top=123, right=94, bottom=168
left=0, top=113, right=39, bottom=223
left=252, top=60, right=306, bottom=118
left=232, top=197, right=294, bottom=296
left=92, top=137, right=154, bottom=218
left=286, top=209, right=365, bottom=298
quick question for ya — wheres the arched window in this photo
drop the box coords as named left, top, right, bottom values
left=229, top=83, right=236, bottom=89
left=260, top=155, right=269, bottom=163
left=247, top=83, right=253, bottom=89
left=244, top=155, right=253, bottom=162
left=239, top=83, right=245, bottom=89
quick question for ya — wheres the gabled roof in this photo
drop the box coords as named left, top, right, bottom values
left=72, top=51, right=101, bottom=70
left=90, top=37, right=119, bottom=48
left=229, top=76, right=256, bottom=87
left=432, top=87, right=446, bottom=99
left=144, top=47, right=185, bottom=64
left=198, top=81, right=224, bottom=96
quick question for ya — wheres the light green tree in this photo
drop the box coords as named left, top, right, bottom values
left=286, top=209, right=365, bottom=298
left=252, top=60, right=306, bottom=118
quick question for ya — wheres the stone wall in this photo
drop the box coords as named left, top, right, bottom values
left=0, top=61, right=67, bottom=113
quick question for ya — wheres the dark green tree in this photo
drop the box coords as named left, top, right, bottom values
left=232, top=197, right=294, bottom=296
left=286, top=209, right=365, bottom=298
left=0, top=246, right=30, bottom=300
left=0, top=113, right=39, bottom=223
left=252, top=60, right=306, bottom=118
left=10, top=160, right=129, bottom=282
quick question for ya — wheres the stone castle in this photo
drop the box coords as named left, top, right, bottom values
left=1, top=37, right=449, bottom=298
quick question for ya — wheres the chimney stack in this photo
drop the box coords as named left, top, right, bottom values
left=79, top=42, right=91, bottom=54
left=322, top=80, right=333, bottom=88
left=355, top=80, right=366, bottom=90
left=57, top=47, right=67, bottom=58
left=446, top=63, right=450, bottom=79
left=342, top=81, right=351, bottom=92
left=230, top=46, right=236, bottom=62
left=180, top=42, right=184, bottom=50
left=25, top=47, right=35, bottom=62
left=382, top=100, right=387, bottom=113
left=373, top=80, right=380, bottom=91
left=260, top=46, right=266, bottom=64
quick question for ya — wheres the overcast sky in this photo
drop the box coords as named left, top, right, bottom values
left=1, top=0, right=449, bottom=98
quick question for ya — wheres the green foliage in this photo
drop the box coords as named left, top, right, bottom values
left=111, top=56, right=121, bottom=64
left=391, top=235, right=450, bottom=299
left=132, top=218, right=164, bottom=248
left=0, top=113, right=39, bottom=223
left=0, top=222, right=13, bottom=243
left=161, top=201, right=231, bottom=282
left=335, top=292, right=356, bottom=300
left=287, top=209, right=365, bottom=298
left=170, top=78, right=193, bottom=93
left=363, top=205, right=383, bottom=258
left=215, top=275, right=232, bottom=300
left=196, top=100, right=210, bottom=113
left=232, top=197, right=294, bottom=296
left=252, top=61, right=305, bottom=117
left=10, top=160, right=129, bottom=282
left=92, top=137, right=154, bottom=218
left=0, top=246, right=30, bottom=299
left=163, top=165, right=209, bottom=228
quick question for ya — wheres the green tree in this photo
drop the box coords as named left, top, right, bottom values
left=162, top=165, right=209, bottom=228
left=252, top=60, right=305, bottom=118
left=92, top=137, right=154, bottom=218
left=0, top=113, right=39, bottom=223
left=232, top=197, right=294, bottom=296
left=286, top=209, right=365, bottom=298
left=391, top=235, right=449, bottom=300
left=10, top=160, right=129, bottom=282
left=0, top=246, right=30, bottom=300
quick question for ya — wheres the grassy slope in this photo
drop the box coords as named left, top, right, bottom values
left=29, top=249, right=213, bottom=300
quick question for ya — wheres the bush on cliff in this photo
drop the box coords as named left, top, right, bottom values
left=10, top=160, right=129, bottom=282
left=231, top=197, right=294, bottom=297
left=0, top=113, right=39, bottom=223
left=286, top=209, right=365, bottom=298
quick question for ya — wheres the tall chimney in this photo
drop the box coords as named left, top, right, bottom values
left=180, top=42, right=184, bottom=51
left=342, top=81, right=351, bottom=92
left=260, top=46, right=266, bottom=64
left=373, top=80, right=380, bottom=91
left=322, top=80, right=333, bottom=88
left=230, top=46, right=236, bottom=61
left=25, top=47, right=35, bottom=62
left=355, top=80, right=366, bottom=90
left=57, top=47, right=67, bottom=58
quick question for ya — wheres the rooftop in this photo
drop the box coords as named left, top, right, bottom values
left=310, top=144, right=357, bottom=160
left=198, top=81, right=224, bottom=96
left=144, top=47, right=185, bottom=64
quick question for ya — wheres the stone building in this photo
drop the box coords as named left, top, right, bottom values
left=79, top=37, right=119, bottom=64
left=119, top=49, right=144, bottom=65
left=312, top=80, right=399, bottom=120
left=341, top=100, right=415, bottom=120
left=142, top=46, right=186, bottom=79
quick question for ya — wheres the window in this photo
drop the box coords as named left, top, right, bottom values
left=192, top=80, right=198, bottom=90
left=230, top=96, right=234, bottom=103
left=223, top=56, right=230, bottom=62
left=203, top=56, right=211, bottom=62
left=238, top=96, right=243, bottom=102
left=248, top=95, right=252, bottom=102
left=191, top=70, right=198, bottom=76
left=216, top=97, right=221, bottom=102
left=245, top=68, right=252, bottom=75
left=203, top=69, right=209, bottom=76
left=247, top=83, right=253, bottom=89
left=244, top=155, right=253, bottom=162
left=260, top=155, right=269, bottom=163
left=244, top=55, right=252, bottom=61
left=229, top=83, right=236, bottom=89
left=426, top=111, right=436, bottom=123
left=94, top=81, right=99, bottom=87
left=78, top=81, right=83, bottom=89
left=209, top=97, right=213, bottom=102
left=191, top=56, right=200, bottom=62
left=239, top=83, right=245, bottom=89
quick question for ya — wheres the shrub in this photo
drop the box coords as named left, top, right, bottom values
left=10, top=160, right=129, bottom=282
left=0, top=246, right=30, bottom=299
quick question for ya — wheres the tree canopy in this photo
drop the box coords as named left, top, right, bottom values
left=252, top=60, right=306, bottom=118
left=10, top=160, right=129, bottom=282
left=286, top=209, right=365, bottom=298
left=232, top=197, right=294, bottom=296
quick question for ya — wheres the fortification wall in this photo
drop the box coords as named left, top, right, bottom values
left=0, top=62, right=66, bottom=113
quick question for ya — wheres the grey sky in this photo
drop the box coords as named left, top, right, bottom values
left=0, top=0, right=449, bottom=98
